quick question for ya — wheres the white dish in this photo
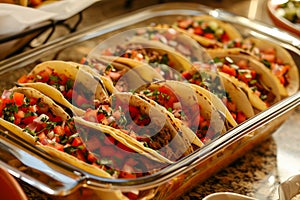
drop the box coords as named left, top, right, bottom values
left=203, top=192, right=257, bottom=200
left=279, top=174, right=300, bottom=200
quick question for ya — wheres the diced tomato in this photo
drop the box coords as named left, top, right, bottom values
left=50, top=115, right=62, bottom=123
left=84, top=109, right=98, bottom=122
left=53, top=126, right=65, bottom=137
left=64, top=125, right=74, bottom=137
left=37, top=67, right=53, bottom=82
left=58, top=74, right=69, bottom=85
left=129, top=106, right=140, bottom=119
left=236, top=112, right=247, bottom=123
left=193, top=27, right=203, bottom=35
left=87, top=152, right=98, bottom=163
left=278, top=76, right=286, bottom=85
left=158, top=86, right=178, bottom=108
left=75, top=95, right=89, bottom=107
left=220, top=64, right=236, bottom=77
left=204, top=33, right=215, bottom=40
left=37, top=132, right=47, bottom=144
left=226, top=101, right=237, bottom=112
left=100, top=146, right=116, bottom=157
left=15, top=110, right=25, bottom=119
left=238, top=73, right=251, bottom=85
left=65, top=89, right=73, bottom=101
left=74, top=150, right=86, bottom=161
left=29, top=97, right=38, bottom=106
left=17, top=74, right=29, bottom=83
left=14, top=110, right=25, bottom=125
left=72, top=137, right=83, bottom=147
left=22, top=116, right=37, bottom=124
left=12, top=92, right=24, bottom=107
left=181, top=71, right=192, bottom=80
left=237, top=60, right=249, bottom=69
left=116, top=142, right=135, bottom=153
left=221, top=33, right=230, bottom=42
left=97, top=113, right=106, bottom=122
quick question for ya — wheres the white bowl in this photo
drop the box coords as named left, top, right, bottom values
left=279, top=174, right=300, bottom=200
left=203, top=192, right=257, bottom=200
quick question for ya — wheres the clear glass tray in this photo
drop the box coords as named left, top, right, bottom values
left=0, top=2, right=299, bottom=200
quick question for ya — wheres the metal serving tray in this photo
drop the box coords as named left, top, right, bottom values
left=0, top=2, right=300, bottom=200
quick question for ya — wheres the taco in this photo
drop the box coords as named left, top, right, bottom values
left=81, top=55, right=164, bottom=93
left=99, top=37, right=194, bottom=81
left=17, top=60, right=110, bottom=116
left=181, top=67, right=255, bottom=125
left=0, top=87, right=168, bottom=199
left=80, top=92, right=196, bottom=162
left=134, top=80, right=228, bottom=144
left=130, top=26, right=212, bottom=63
left=173, top=15, right=243, bottom=48
left=224, top=36, right=299, bottom=96
left=207, top=49, right=281, bottom=112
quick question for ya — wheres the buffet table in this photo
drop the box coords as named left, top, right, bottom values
left=1, top=0, right=299, bottom=199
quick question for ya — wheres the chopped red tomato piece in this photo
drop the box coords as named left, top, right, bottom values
left=220, top=64, right=236, bottom=77
left=12, top=92, right=24, bottom=107
left=72, top=137, right=83, bottom=147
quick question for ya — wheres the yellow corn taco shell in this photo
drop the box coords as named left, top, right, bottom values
left=207, top=49, right=281, bottom=112
left=242, top=37, right=298, bottom=96
left=17, top=60, right=110, bottom=116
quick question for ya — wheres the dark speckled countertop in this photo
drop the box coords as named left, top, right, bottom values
left=1, top=0, right=300, bottom=199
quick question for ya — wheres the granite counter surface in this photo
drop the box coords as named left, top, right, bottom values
left=20, top=108, right=300, bottom=200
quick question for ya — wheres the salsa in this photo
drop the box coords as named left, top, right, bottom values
left=138, top=85, right=217, bottom=143
left=176, top=17, right=231, bottom=43
left=80, top=57, right=129, bottom=92
left=0, top=89, right=162, bottom=196
left=17, top=66, right=94, bottom=109
left=181, top=70, right=247, bottom=124
left=225, top=39, right=291, bottom=87
left=213, top=56, right=275, bottom=107
left=83, top=97, right=178, bottom=160
left=102, top=44, right=183, bottom=81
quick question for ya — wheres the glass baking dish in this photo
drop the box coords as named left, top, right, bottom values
left=0, top=2, right=300, bottom=200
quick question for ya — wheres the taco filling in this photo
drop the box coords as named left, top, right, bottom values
left=17, top=66, right=96, bottom=110
left=225, top=39, right=291, bottom=87
left=137, top=85, right=217, bottom=143
left=175, top=17, right=231, bottom=44
left=0, top=90, right=163, bottom=182
left=133, top=27, right=199, bottom=62
left=102, top=44, right=183, bottom=81
left=81, top=57, right=129, bottom=92
left=82, top=98, right=181, bottom=161
left=181, top=70, right=247, bottom=123
left=213, top=56, right=276, bottom=107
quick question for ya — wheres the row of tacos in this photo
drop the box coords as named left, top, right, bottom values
left=0, top=14, right=298, bottom=200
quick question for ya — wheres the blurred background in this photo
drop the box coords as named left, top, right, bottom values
left=0, top=0, right=272, bottom=60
